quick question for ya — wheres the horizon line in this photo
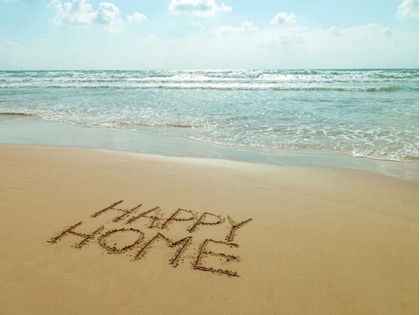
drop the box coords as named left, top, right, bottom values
left=0, top=67, right=419, bottom=71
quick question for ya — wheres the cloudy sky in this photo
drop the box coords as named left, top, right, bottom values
left=0, top=0, right=418, bottom=69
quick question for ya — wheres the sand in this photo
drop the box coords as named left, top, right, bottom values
left=0, top=144, right=418, bottom=314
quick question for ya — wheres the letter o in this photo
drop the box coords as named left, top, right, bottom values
left=98, top=228, right=144, bottom=254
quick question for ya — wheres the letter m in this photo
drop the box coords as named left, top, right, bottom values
left=133, top=233, right=192, bottom=268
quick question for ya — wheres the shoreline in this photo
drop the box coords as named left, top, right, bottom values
left=0, top=114, right=418, bottom=182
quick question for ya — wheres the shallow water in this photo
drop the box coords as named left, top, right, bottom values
left=0, top=69, right=418, bottom=161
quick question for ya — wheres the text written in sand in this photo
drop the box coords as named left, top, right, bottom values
left=48, top=200, right=252, bottom=277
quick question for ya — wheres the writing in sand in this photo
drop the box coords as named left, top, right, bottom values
left=48, top=200, right=253, bottom=277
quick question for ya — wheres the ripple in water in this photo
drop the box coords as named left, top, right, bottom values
left=0, top=69, right=418, bottom=162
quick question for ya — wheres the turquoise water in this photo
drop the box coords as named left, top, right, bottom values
left=0, top=69, right=418, bottom=161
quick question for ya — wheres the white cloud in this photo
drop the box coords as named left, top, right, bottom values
left=1, top=22, right=417, bottom=70
left=144, top=35, right=157, bottom=43
left=248, top=23, right=418, bottom=68
left=383, top=27, right=393, bottom=37
left=258, top=23, right=397, bottom=48
left=169, top=0, right=232, bottom=17
left=329, top=26, right=341, bottom=36
left=185, top=21, right=204, bottom=27
left=259, top=29, right=303, bottom=46
left=95, top=2, right=122, bottom=31
left=275, top=32, right=302, bottom=45
left=48, top=0, right=95, bottom=25
left=6, top=41, right=18, bottom=46
left=209, top=21, right=257, bottom=36
left=397, top=0, right=419, bottom=18
left=219, top=2, right=231, bottom=12
left=324, top=23, right=395, bottom=42
left=48, top=0, right=123, bottom=32
left=270, top=12, right=296, bottom=25
left=350, top=23, right=392, bottom=42
left=126, top=12, right=147, bottom=24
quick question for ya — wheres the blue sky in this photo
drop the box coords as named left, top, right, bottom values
left=0, top=0, right=418, bottom=69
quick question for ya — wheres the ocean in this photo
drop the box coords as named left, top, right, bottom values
left=0, top=69, right=418, bottom=162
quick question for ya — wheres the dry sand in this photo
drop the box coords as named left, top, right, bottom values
left=0, top=144, right=418, bottom=315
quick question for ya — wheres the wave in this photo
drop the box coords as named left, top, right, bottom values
left=0, top=84, right=415, bottom=92
left=0, top=111, right=416, bottom=162
left=103, top=121, right=195, bottom=129
left=0, top=112, right=35, bottom=117
left=0, top=69, right=418, bottom=81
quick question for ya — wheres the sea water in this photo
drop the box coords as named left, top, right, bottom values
left=0, top=69, right=418, bottom=162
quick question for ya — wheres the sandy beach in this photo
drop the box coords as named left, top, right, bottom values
left=1, top=0, right=418, bottom=313
left=0, top=144, right=417, bottom=314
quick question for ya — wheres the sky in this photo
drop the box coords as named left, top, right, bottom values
left=0, top=0, right=418, bottom=69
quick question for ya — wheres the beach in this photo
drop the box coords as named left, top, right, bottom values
left=0, top=68, right=418, bottom=314
left=0, top=142, right=418, bottom=314
left=1, top=0, right=419, bottom=311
